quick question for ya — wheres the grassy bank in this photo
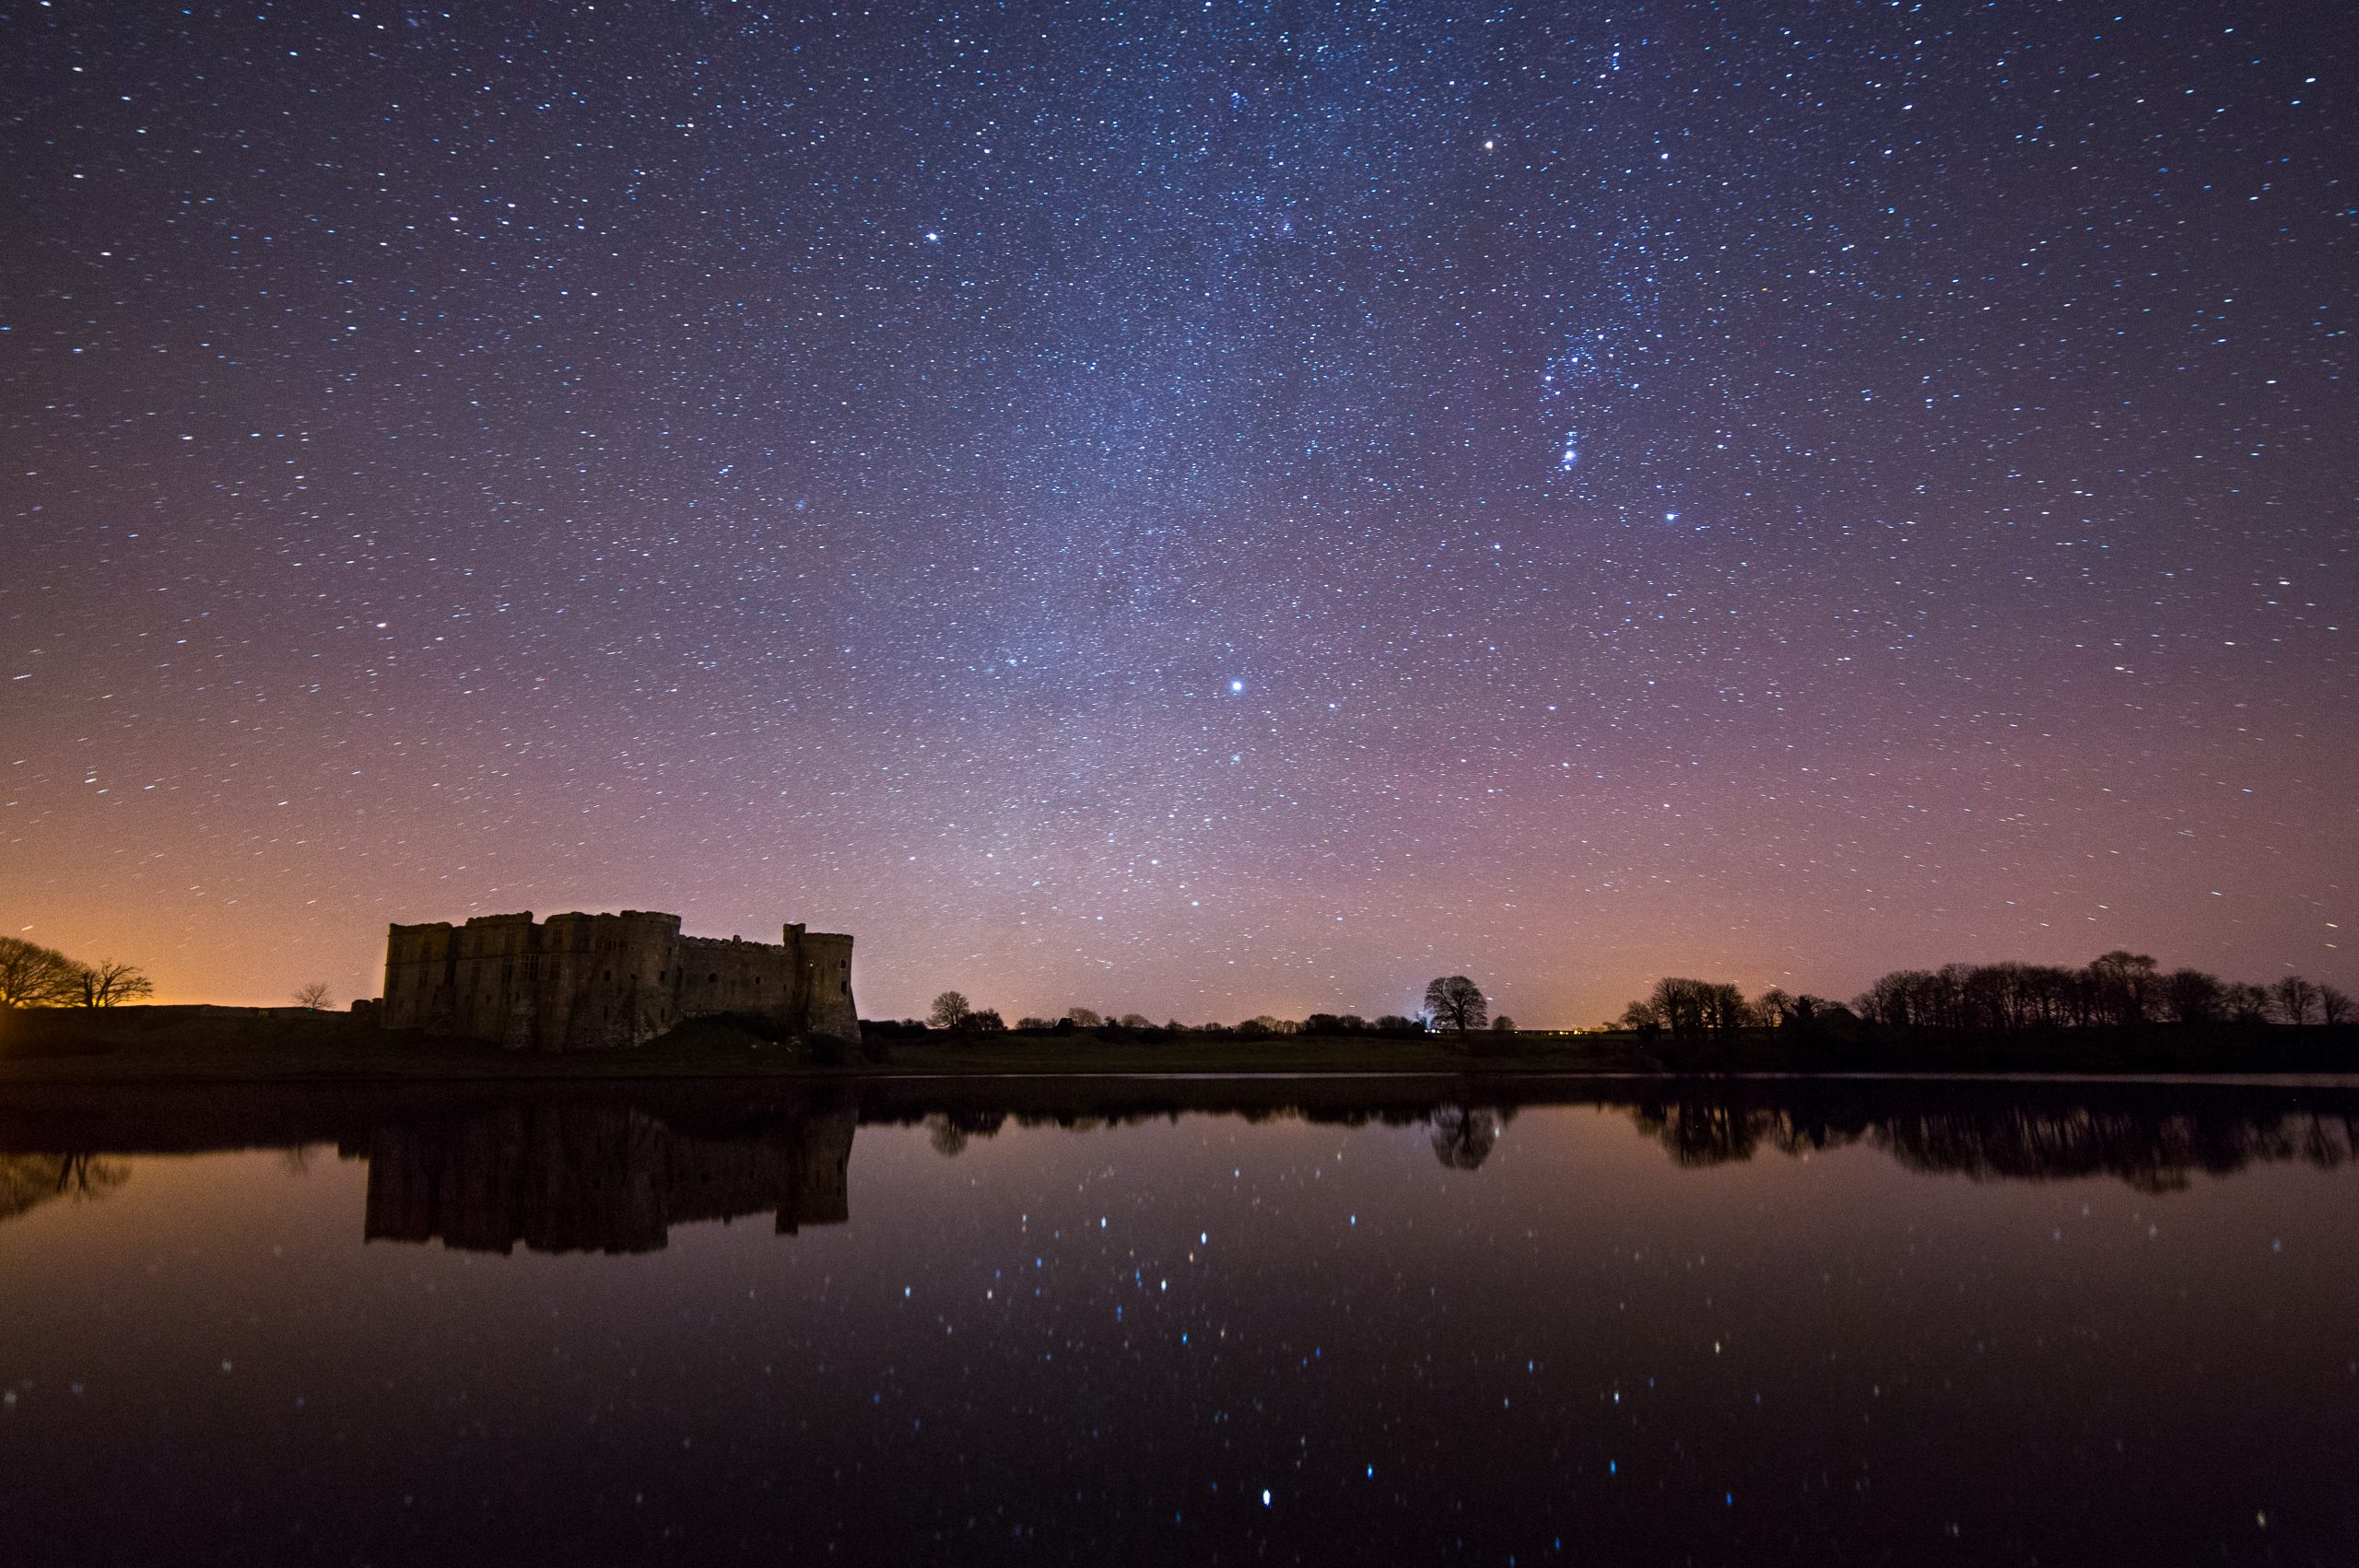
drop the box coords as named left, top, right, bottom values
left=4, top=1005, right=2358, bottom=1083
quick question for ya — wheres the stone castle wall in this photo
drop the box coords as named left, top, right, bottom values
left=378, top=910, right=856, bottom=1049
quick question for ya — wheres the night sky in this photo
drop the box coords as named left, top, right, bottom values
left=4, top=1, right=2352, bottom=1021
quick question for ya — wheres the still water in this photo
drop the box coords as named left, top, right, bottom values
left=2, top=1077, right=2354, bottom=1564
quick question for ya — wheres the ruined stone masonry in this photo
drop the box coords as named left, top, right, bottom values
left=371, top=910, right=856, bottom=1049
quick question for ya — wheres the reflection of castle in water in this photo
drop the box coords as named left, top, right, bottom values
left=6, top=1083, right=2359, bottom=1248
left=359, top=1104, right=856, bottom=1255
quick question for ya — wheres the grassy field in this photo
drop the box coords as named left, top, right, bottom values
left=3, top=1005, right=2355, bottom=1083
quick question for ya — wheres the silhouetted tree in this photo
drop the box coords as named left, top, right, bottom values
left=1065, top=1007, right=1103, bottom=1028
left=2272, top=977, right=2320, bottom=1026
left=1374, top=1014, right=1423, bottom=1035
left=1618, top=999, right=1661, bottom=1031
left=1491, top=1014, right=1517, bottom=1033
left=1704, top=983, right=1751, bottom=1034
left=928, top=990, right=972, bottom=1029
left=0, top=938, right=85, bottom=1008
left=293, top=982, right=333, bottom=1011
left=1857, top=970, right=1932, bottom=1030
left=2222, top=982, right=2274, bottom=1024
left=1423, top=976, right=1488, bottom=1033
left=963, top=1009, right=1006, bottom=1033
left=2319, top=984, right=2353, bottom=1027
left=1648, top=977, right=1727, bottom=1038
left=76, top=960, right=153, bottom=1008
left=2087, top=950, right=2158, bottom=1026
left=1755, top=988, right=1794, bottom=1025
left=2162, top=968, right=2224, bottom=1024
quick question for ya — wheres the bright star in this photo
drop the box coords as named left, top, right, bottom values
left=1228, top=679, right=1245, bottom=694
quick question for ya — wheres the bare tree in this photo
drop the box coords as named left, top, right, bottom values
left=293, top=982, right=334, bottom=1012
left=2272, top=977, right=2320, bottom=1027
left=1423, top=976, right=1488, bottom=1033
left=2162, top=968, right=2224, bottom=1024
left=2222, top=982, right=2274, bottom=1024
left=1704, top=983, right=1751, bottom=1034
left=1491, top=1014, right=1518, bottom=1033
left=2087, top=950, right=2158, bottom=1025
left=76, top=960, right=154, bottom=1008
left=1618, top=999, right=1661, bottom=1031
left=2319, top=984, right=2353, bottom=1027
left=1649, top=977, right=1719, bottom=1038
left=927, top=989, right=972, bottom=1029
left=0, top=937, right=85, bottom=1008
left=1064, top=1006, right=1103, bottom=1028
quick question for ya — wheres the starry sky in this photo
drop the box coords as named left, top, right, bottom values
left=4, top=0, right=2352, bottom=1021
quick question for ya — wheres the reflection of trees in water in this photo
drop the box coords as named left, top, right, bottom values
left=0, top=1153, right=130, bottom=1224
left=1428, top=1106, right=1508, bottom=1170
left=925, top=1110, right=1008, bottom=1158
left=1628, top=1100, right=2359, bottom=1191
left=278, top=1144, right=328, bottom=1177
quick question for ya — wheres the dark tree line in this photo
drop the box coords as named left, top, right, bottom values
left=1618, top=950, right=2350, bottom=1038
left=1854, top=952, right=2347, bottom=1031
left=882, top=977, right=1510, bottom=1045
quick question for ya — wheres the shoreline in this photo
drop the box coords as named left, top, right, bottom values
left=6, top=1005, right=2359, bottom=1086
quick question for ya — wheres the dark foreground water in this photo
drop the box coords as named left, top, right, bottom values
left=1, top=1076, right=2354, bottom=1565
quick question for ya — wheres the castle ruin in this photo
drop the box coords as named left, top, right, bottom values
left=371, top=910, right=856, bottom=1050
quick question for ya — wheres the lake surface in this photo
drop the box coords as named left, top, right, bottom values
left=2, top=1076, right=2354, bottom=1564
